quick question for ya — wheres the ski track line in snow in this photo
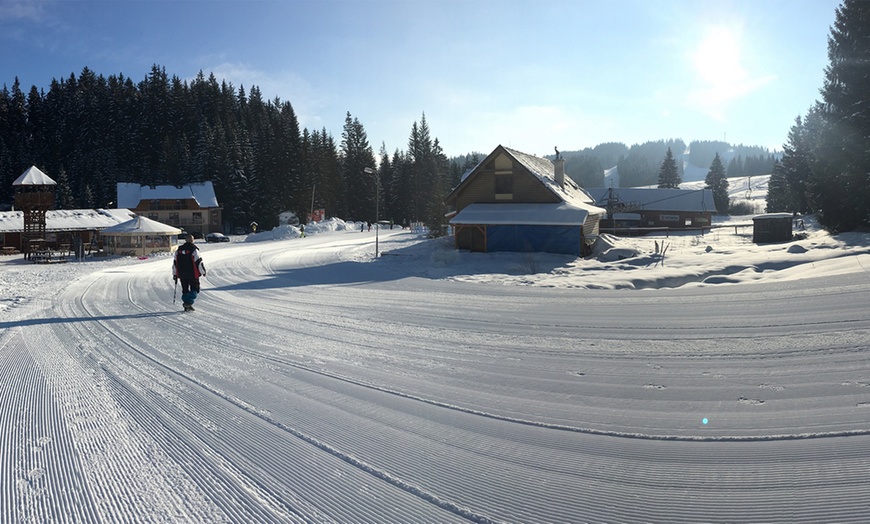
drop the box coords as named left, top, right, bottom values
left=125, top=306, right=870, bottom=443
left=2, top=324, right=228, bottom=523
left=118, top=273, right=870, bottom=444
left=64, top=255, right=645, bottom=523
left=52, top=268, right=493, bottom=523
left=137, top=253, right=870, bottom=446
left=0, top=329, right=101, bottom=524
left=88, top=287, right=500, bottom=523
left=63, top=275, right=366, bottom=523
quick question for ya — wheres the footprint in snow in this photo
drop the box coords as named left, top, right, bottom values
left=28, top=468, right=45, bottom=481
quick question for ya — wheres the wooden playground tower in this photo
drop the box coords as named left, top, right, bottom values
left=13, top=166, right=57, bottom=257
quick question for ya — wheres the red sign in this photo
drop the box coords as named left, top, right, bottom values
left=308, top=209, right=325, bottom=222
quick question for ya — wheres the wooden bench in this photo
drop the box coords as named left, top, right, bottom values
left=31, top=250, right=68, bottom=264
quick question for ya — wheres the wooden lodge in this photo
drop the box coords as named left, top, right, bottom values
left=445, top=145, right=605, bottom=256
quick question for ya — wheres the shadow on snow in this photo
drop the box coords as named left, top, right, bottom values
left=1, top=311, right=181, bottom=329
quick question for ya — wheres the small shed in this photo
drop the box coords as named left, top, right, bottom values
left=101, top=216, right=182, bottom=256
left=752, top=213, right=793, bottom=244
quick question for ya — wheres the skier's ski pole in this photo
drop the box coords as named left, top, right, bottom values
left=173, top=278, right=178, bottom=304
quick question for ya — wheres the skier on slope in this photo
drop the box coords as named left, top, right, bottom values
left=173, top=233, right=207, bottom=312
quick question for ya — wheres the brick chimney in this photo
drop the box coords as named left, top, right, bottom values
left=554, top=157, right=566, bottom=188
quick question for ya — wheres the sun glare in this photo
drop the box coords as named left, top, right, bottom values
left=693, top=25, right=746, bottom=84
left=686, top=22, right=775, bottom=120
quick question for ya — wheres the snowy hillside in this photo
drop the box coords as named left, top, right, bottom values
left=602, top=170, right=771, bottom=215
left=681, top=174, right=770, bottom=215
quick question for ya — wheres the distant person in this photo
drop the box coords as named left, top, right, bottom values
left=173, top=234, right=207, bottom=312
left=300, top=224, right=306, bottom=238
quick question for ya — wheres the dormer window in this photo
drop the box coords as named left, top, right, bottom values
left=494, top=173, right=513, bottom=199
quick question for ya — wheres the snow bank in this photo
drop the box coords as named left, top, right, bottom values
left=244, top=217, right=359, bottom=242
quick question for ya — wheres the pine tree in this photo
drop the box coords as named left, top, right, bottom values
left=54, top=168, right=76, bottom=209
left=377, top=143, right=394, bottom=224
left=704, top=153, right=729, bottom=214
left=390, top=149, right=413, bottom=227
left=772, top=116, right=814, bottom=214
left=812, top=0, right=870, bottom=231
left=340, top=112, right=376, bottom=222
left=766, top=162, right=792, bottom=213
left=657, top=147, right=681, bottom=188
left=423, top=137, right=450, bottom=237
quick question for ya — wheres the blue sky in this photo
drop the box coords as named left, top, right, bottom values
left=0, top=0, right=841, bottom=158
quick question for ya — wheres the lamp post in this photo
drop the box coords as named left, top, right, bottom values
left=364, top=167, right=379, bottom=258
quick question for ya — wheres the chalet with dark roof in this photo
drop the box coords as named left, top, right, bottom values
left=445, top=145, right=605, bottom=256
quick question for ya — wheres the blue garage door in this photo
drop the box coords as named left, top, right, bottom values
left=486, top=225, right=581, bottom=255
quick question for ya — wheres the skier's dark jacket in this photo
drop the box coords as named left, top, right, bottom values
left=173, top=242, right=205, bottom=280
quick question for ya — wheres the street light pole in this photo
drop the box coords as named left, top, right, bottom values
left=364, top=167, right=379, bottom=258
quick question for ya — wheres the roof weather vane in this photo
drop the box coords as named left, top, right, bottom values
left=554, top=146, right=560, bottom=159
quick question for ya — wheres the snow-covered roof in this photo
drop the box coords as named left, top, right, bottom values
left=753, top=213, right=793, bottom=220
left=450, top=202, right=596, bottom=226
left=446, top=146, right=602, bottom=213
left=13, top=166, right=57, bottom=186
left=116, top=182, right=220, bottom=209
left=0, top=208, right=135, bottom=233
left=586, top=187, right=714, bottom=213
left=101, top=216, right=182, bottom=236
left=501, top=146, right=598, bottom=208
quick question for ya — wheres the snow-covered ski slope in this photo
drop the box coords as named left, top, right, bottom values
left=2, top=225, right=870, bottom=523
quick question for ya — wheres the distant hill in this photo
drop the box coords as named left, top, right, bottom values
left=557, top=140, right=780, bottom=188
left=682, top=174, right=770, bottom=215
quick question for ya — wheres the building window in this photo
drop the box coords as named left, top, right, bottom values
left=148, top=213, right=158, bottom=221
left=169, top=212, right=179, bottom=224
left=494, top=173, right=513, bottom=198
left=192, top=212, right=202, bottom=224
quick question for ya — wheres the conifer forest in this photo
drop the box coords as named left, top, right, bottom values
left=0, top=65, right=458, bottom=235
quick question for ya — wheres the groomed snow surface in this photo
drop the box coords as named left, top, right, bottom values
left=2, top=216, right=870, bottom=523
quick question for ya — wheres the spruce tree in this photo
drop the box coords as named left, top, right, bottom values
left=340, top=112, right=376, bottom=222
left=774, top=116, right=814, bottom=214
left=812, top=0, right=870, bottom=231
left=704, top=153, right=729, bottom=214
left=423, top=137, right=450, bottom=237
left=657, top=147, right=681, bottom=188
left=766, top=162, right=792, bottom=213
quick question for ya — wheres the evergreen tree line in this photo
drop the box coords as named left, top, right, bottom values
left=0, top=65, right=451, bottom=234
left=724, top=154, right=779, bottom=179
left=558, top=139, right=776, bottom=190
left=766, top=0, right=870, bottom=232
